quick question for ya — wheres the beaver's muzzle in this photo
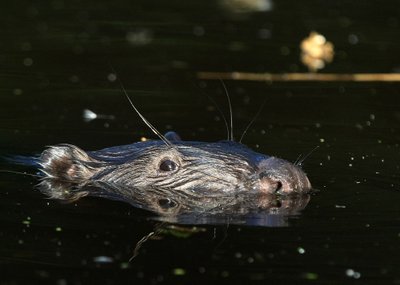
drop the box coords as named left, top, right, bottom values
left=257, top=157, right=311, bottom=194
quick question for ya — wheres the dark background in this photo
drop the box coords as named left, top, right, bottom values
left=1, top=0, right=400, bottom=284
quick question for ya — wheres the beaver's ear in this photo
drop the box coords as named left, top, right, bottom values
left=164, top=131, right=182, bottom=141
left=39, top=144, right=98, bottom=182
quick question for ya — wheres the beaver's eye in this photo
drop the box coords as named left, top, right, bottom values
left=159, top=159, right=177, bottom=172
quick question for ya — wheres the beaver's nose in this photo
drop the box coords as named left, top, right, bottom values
left=257, top=157, right=311, bottom=194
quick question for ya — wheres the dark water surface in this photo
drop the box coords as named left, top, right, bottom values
left=1, top=0, right=400, bottom=284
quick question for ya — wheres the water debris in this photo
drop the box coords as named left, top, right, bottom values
left=303, top=272, right=319, bottom=280
left=345, top=269, right=361, bottom=279
left=126, top=29, right=153, bottom=46
left=83, top=109, right=97, bottom=121
left=120, top=262, right=130, bottom=269
left=348, top=34, right=359, bottom=45
left=220, top=0, right=273, bottom=14
left=300, top=31, right=334, bottom=72
left=335, top=205, right=346, bottom=209
left=23, top=57, right=33, bottom=67
left=193, top=25, right=205, bottom=37
left=173, top=268, right=186, bottom=276
left=83, top=109, right=116, bottom=122
left=21, top=41, right=32, bottom=51
left=93, top=256, right=114, bottom=264
left=22, top=216, right=31, bottom=225
left=107, top=73, right=117, bottom=82
left=13, top=88, right=23, bottom=95
left=69, top=75, right=80, bottom=83
left=297, top=247, right=306, bottom=254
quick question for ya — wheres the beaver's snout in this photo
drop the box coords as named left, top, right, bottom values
left=257, top=157, right=311, bottom=194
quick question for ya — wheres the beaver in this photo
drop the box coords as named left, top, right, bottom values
left=38, top=130, right=312, bottom=216
left=35, top=84, right=312, bottom=217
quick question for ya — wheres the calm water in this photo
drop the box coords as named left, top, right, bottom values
left=1, top=0, right=400, bottom=284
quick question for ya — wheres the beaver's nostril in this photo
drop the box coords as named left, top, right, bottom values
left=259, top=173, right=286, bottom=194
left=275, top=181, right=283, bottom=192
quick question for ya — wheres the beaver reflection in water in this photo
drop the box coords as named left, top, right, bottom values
left=39, top=130, right=312, bottom=215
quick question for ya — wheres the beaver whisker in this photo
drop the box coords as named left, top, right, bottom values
left=294, top=153, right=303, bottom=166
left=295, top=145, right=319, bottom=167
left=239, top=96, right=267, bottom=143
left=197, top=86, right=231, bottom=141
left=0, top=169, right=42, bottom=179
left=111, top=67, right=173, bottom=148
left=219, top=79, right=234, bottom=141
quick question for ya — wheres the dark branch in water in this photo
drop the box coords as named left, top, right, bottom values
left=198, top=71, right=400, bottom=82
